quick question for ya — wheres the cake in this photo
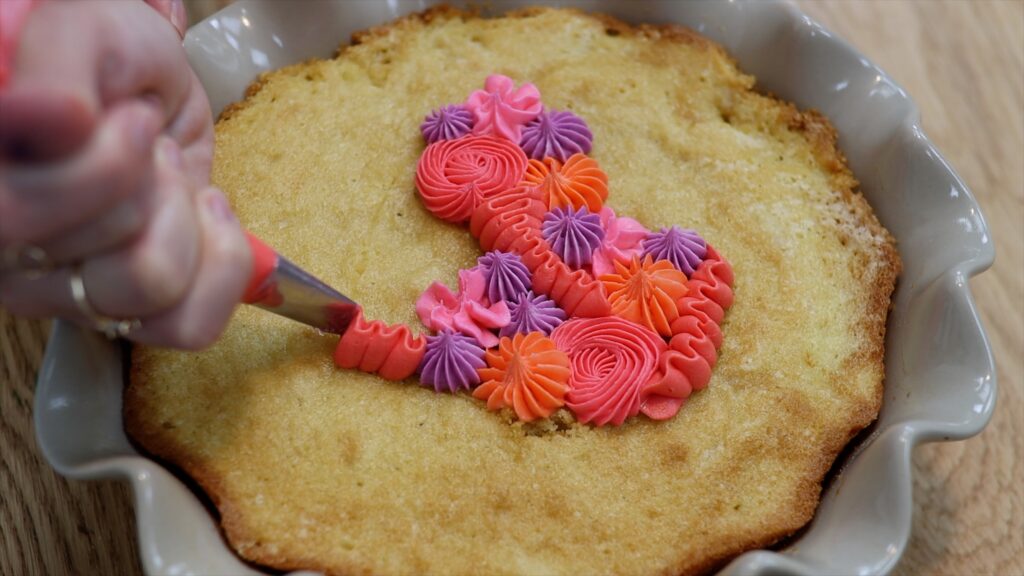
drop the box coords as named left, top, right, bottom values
left=126, top=6, right=900, bottom=575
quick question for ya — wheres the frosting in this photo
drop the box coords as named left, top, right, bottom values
left=541, top=206, right=605, bottom=269
left=477, top=250, right=532, bottom=304
left=469, top=186, right=612, bottom=318
left=418, top=330, right=487, bottom=393
left=470, top=184, right=547, bottom=256
left=519, top=109, right=593, bottom=162
left=600, top=255, right=689, bottom=337
left=530, top=251, right=612, bottom=318
left=416, top=135, right=528, bottom=223
left=591, top=207, right=649, bottom=278
left=551, top=317, right=666, bottom=426
left=344, top=74, right=738, bottom=427
left=500, top=291, right=567, bottom=337
left=420, top=104, right=474, bottom=143
left=522, top=154, right=608, bottom=212
left=415, top=268, right=510, bottom=348
left=642, top=226, right=707, bottom=277
left=473, top=332, right=570, bottom=421
left=642, top=247, right=734, bottom=420
left=335, top=308, right=426, bottom=381
left=466, top=74, right=543, bottom=142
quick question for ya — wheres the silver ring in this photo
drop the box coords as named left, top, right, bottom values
left=69, top=265, right=142, bottom=339
left=1, top=243, right=53, bottom=278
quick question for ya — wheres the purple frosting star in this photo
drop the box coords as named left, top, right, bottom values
left=499, top=291, right=567, bottom=338
left=519, top=109, right=593, bottom=162
left=641, top=226, right=707, bottom=277
left=476, top=251, right=532, bottom=304
left=420, top=104, right=474, bottom=144
left=418, top=330, right=487, bottom=393
left=541, top=206, right=605, bottom=269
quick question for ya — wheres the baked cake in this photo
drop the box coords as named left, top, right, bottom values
left=126, top=6, right=899, bottom=575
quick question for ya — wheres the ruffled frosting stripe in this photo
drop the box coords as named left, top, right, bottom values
left=641, top=246, right=734, bottom=420
left=334, top=308, right=426, bottom=381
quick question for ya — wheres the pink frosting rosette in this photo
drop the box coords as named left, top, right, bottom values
left=590, top=207, right=650, bottom=277
left=466, top=74, right=543, bottom=142
left=416, top=268, right=510, bottom=348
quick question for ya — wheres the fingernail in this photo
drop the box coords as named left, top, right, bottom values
left=156, top=137, right=183, bottom=170
left=170, top=0, right=188, bottom=38
left=205, top=189, right=238, bottom=223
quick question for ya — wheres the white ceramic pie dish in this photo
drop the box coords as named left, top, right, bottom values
left=34, top=1, right=996, bottom=575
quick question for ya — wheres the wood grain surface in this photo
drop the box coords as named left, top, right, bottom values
left=1, top=1, right=1021, bottom=574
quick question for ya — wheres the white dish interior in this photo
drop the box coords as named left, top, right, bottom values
left=35, top=1, right=996, bottom=574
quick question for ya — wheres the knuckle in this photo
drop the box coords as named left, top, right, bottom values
left=95, top=145, right=141, bottom=202
left=131, top=246, right=192, bottom=311
left=168, top=318, right=224, bottom=351
left=108, top=199, right=148, bottom=242
left=216, top=226, right=252, bottom=273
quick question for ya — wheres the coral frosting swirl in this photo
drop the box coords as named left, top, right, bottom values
left=421, top=104, right=474, bottom=143
left=642, top=226, right=707, bottom=277
left=418, top=330, right=487, bottom=393
left=474, top=332, right=571, bottom=422
left=522, top=153, right=608, bottom=212
left=416, top=135, right=528, bottom=223
left=551, top=317, right=666, bottom=426
left=466, top=74, right=543, bottom=142
left=520, top=109, right=593, bottom=162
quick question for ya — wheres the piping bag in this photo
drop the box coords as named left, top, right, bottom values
left=241, top=233, right=358, bottom=334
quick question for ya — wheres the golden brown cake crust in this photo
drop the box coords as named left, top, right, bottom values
left=126, top=6, right=900, bottom=576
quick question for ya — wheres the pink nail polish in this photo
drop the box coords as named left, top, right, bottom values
left=206, top=190, right=238, bottom=223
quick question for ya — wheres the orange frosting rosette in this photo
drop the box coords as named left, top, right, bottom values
left=551, top=317, right=667, bottom=426
left=416, top=135, right=528, bottom=223
left=600, top=255, right=689, bottom=336
left=473, top=332, right=571, bottom=422
left=522, top=153, right=608, bottom=212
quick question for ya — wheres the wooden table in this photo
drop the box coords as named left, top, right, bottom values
left=2, top=1, right=1021, bottom=574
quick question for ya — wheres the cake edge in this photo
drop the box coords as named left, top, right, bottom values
left=126, top=5, right=902, bottom=575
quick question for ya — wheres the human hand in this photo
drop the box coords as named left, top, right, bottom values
left=0, top=0, right=252, bottom=349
